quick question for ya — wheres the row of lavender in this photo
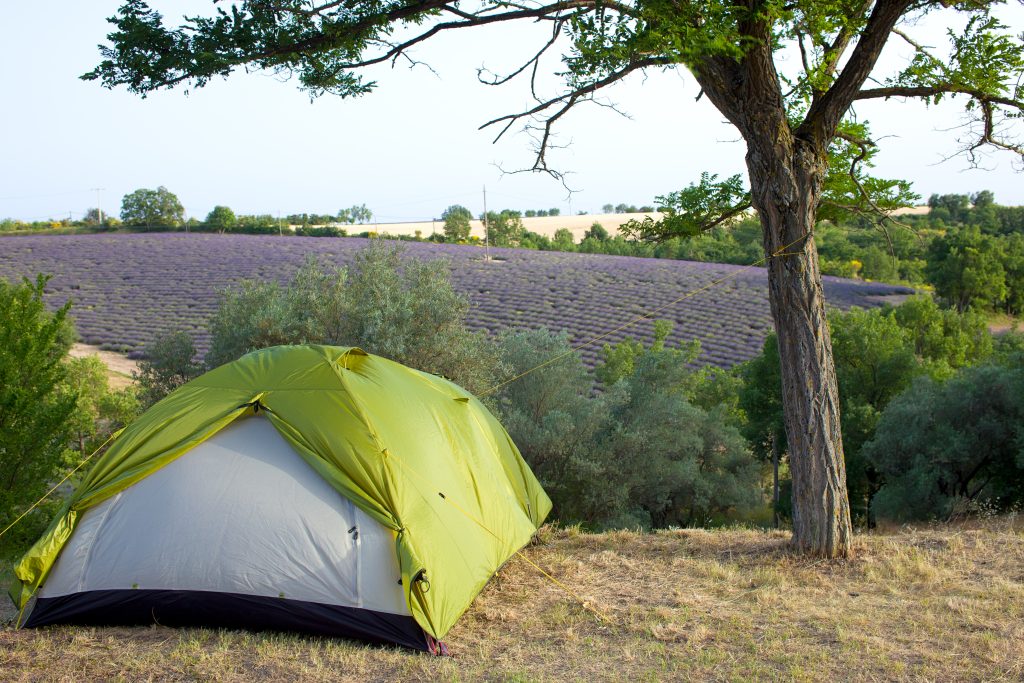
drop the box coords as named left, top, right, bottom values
left=0, top=234, right=912, bottom=368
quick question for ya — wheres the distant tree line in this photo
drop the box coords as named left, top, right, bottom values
left=601, top=203, right=656, bottom=214
left=5, top=188, right=1023, bottom=317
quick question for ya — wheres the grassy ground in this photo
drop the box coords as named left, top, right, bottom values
left=2, top=521, right=1022, bottom=682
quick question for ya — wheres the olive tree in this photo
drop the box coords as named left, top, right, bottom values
left=84, top=1, right=1024, bottom=556
left=206, top=243, right=504, bottom=395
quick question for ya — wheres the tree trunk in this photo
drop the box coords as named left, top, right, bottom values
left=771, top=435, right=780, bottom=530
left=747, top=138, right=854, bottom=558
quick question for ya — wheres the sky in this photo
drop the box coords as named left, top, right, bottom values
left=1, top=2, right=1022, bottom=224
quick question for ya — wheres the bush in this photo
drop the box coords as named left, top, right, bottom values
left=0, top=276, right=78, bottom=552
left=206, top=241, right=503, bottom=395
left=864, top=364, right=1024, bottom=521
left=134, top=330, right=204, bottom=408
left=497, top=327, right=760, bottom=530
left=60, top=356, right=139, bottom=453
left=294, top=226, right=345, bottom=237
left=495, top=329, right=619, bottom=524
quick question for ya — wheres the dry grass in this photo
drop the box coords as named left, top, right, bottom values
left=3, top=520, right=1023, bottom=682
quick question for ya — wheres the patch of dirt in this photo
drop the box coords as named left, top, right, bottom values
left=988, top=316, right=1021, bottom=336
left=69, top=344, right=139, bottom=389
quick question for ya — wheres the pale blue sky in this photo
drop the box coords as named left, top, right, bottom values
left=1, top=2, right=1022, bottom=223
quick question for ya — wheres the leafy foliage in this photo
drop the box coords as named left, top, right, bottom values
left=134, top=330, right=205, bottom=408
left=441, top=204, right=472, bottom=242
left=120, top=186, right=185, bottom=228
left=204, top=205, right=237, bottom=234
left=206, top=242, right=503, bottom=395
left=0, top=276, right=77, bottom=551
left=621, top=173, right=750, bottom=242
left=926, top=226, right=1008, bottom=312
left=59, top=356, right=138, bottom=454
left=495, top=329, right=618, bottom=524
left=864, top=364, right=1024, bottom=521
left=497, top=327, right=760, bottom=530
left=482, top=210, right=525, bottom=248
left=740, top=295, right=996, bottom=523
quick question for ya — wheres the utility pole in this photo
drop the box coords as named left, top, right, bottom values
left=91, top=187, right=105, bottom=224
left=482, top=185, right=489, bottom=261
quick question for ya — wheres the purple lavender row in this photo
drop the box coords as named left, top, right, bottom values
left=0, top=234, right=913, bottom=368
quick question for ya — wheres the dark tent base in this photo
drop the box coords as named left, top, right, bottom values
left=23, top=589, right=430, bottom=651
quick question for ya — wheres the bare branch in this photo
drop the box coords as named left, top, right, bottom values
left=477, top=15, right=567, bottom=88
left=475, top=52, right=670, bottom=182
left=331, top=2, right=587, bottom=72
left=479, top=56, right=671, bottom=143
left=833, top=129, right=913, bottom=233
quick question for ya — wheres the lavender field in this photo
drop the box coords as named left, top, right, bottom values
left=0, top=234, right=912, bottom=368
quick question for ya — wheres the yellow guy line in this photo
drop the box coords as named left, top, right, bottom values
left=479, top=231, right=812, bottom=398
left=0, top=427, right=124, bottom=542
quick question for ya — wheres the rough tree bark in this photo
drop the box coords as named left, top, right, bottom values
left=749, top=141, right=853, bottom=557
left=692, top=9, right=860, bottom=556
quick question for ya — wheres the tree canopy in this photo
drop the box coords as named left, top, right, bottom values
left=85, top=0, right=1022, bottom=210
left=204, top=205, right=237, bottom=234
left=441, top=204, right=472, bottom=241
left=120, top=186, right=185, bottom=228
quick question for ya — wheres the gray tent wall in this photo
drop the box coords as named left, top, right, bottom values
left=25, top=415, right=429, bottom=650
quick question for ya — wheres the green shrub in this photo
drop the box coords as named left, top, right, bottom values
left=134, top=330, right=204, bottom=408
left=0, top=276, right=78, bottom=552
left=206, top=242, right=503, bottom=395
left=497, top=327, right=761, bottom=530
left=864, top=364, right=1024, bottom=520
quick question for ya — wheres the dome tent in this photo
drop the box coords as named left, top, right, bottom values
left=10, top=345, right=551, bottom=652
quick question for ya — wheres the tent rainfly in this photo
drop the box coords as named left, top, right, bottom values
left=10, top=345, right=551, bottom=652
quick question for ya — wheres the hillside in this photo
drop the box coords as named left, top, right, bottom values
left=2, top=523, right=1021, bottom=682
left=0, top=234, right=911, bottom=368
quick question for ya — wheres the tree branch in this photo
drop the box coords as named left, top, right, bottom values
left=818, top=0, right=874, bottom=86
left=477, top=55, right=672, bottom=180
left=331, top=2, right=587, bottom=72
left=854, top=85, right=1020, bottom=109
left=477, top=14, right=568, bottom=89
left=800, top=0, right=915, bottom=149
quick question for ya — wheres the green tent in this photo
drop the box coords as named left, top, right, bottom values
left=12, top=345, right=551, bottom=651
